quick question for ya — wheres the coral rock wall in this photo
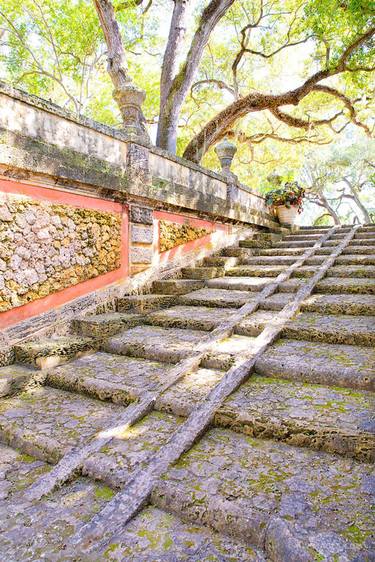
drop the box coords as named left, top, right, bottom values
left=159, top=220, right=212, bottom=253
left=0, top=196, right=121, bottom=312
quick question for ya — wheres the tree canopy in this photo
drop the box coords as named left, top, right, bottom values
left=0, top=0, right=373, bottom=221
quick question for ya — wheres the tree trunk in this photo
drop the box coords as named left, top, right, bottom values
left=348, top=188, right=372, bottom=224
left=156, top=0, right=235, bottom=153
left=319, top=193, right=341, bottom=225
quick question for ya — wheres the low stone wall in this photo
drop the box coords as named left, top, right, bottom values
left=0, top=81, right=279, bottom=336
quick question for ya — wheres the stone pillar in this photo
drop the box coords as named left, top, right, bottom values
left=215, top=138, right=239, bottom=203
left=129, top=204, right=154, bottom=276
left=114, top=83, right=150, bottom=144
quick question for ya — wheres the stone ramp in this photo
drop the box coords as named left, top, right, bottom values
left=1, top=224, right=375, bottom=560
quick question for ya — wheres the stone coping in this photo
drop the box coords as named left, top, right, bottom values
left=0, top=81, right=263, bottom=198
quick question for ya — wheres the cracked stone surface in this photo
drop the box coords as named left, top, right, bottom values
left=73, top=312, right=144, bottom=337
left=100, top=506, right=265, bottom=561
left=0, top=444, right=51, bottom=501
left=82, top=411, right=183, bottom=489
left=153, top=428, right=375, bottom=561
left=255, top=338, right=375, bottom=390
left=0, top=476, right=115, bottom=561
left=283, top=312, right=375, bottom=346
left=180, top=287, right=253, bottom=308
left=14, top=335, right=96, bottom=367
left=0, top=386, right=123, bottom=462
left=207, top=276, right=273, bottom=291
left=146, top=305, right=237, bottom=331
left=46, top=352, right=174, bottom=404
left=218, top=375, right=375, bottom=461
left=103, top=325, right=205, bottom=363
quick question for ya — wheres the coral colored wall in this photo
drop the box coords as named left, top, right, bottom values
left=0, top=178, right=128, bottom=329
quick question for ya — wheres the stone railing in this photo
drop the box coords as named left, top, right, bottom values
left=0, top=81, right=279, bottom=337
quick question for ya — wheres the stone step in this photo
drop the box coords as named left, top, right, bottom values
left=46, top=351, right=176, bottom=404
left=249, top=232, right=282, bottom=241
left=226, top=265, right=287, bottom=277
left=221, top=246, right=256, bottom=258
left=146, top=305, right=237, bottom=332
left=304, top=255, right=325, bottom=265
left=335, top=254, right=375, bottom=265
left=0, top=466, right=124, bottom=560
left=239, top=239, right=272, bottom=249
left=73, top=312, right=144, bottom=338
left=117, top=294, right=175, bottom=313
left=0, top=364, right=40, bottom=398
left=182, top=267, right=225, bottom=279
left=326, top=265, right=375, bottom=278
left=236, top=310, right=276, bottom=337
left=258, top=247, right=306, bottom=256
left=315, top=277, right=375, bottom=294
left=348, top=237, right=375, bottom=246
left=279, top=277, right=375, bottom=294
left=203, top=256, right=239, bottom=268
left=315, top=247, right=335, bottom=255
left=152, top=428, right=374, bottom=561
left=261, top=292, right=375, bottom=315
left=206, top=276, right=274, bottom=292
left=240, top=255, right=296, bottom=266
left=95, top=506, right=263, bottom=561
left=152, top=279, right=205, bottom=295
left=0, top=386, right=123, bottom=463
left=102, top=325, right=205, bottom=364
left=179, top=287, right=252, bottom=308
left=13, top=336, right=97, bottom=369
left=342, top=245, right=375, bottom=255
left=274, top=240, right=316, bottom=248
left=218, top=376, right=375, bottom=462
left=283, top=233, right=321, bottom=241
left=355, top=231, right=375, bottom=239
left=255, top=338, right=375, bottom=390
left=298, top=227, right=331, bottom=234
left=291, top=266, right=316, bottom=278
left=155, top=371, right=375, bottom=462
left=283, top=312, right=375, bottom=346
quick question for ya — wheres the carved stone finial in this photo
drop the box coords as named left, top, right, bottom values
left=215, top=137, right=237, bottom=176
left=114, top=82, right=150, bottom=143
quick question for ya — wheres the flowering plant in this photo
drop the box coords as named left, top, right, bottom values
left=265, top=177, right=305, bottom=213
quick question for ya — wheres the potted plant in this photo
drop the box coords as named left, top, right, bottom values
left=264, top=175, right=305, bottom=226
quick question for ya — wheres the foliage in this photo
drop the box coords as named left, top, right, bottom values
left=264, top=177, right=305, bottom=212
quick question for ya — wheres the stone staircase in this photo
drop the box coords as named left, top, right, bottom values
left=0, top=225, right=374, bottom=561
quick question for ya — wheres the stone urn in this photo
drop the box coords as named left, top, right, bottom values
left=276, top=205, right=298, bottom=226
left=215, top=138, right=237, bottom=175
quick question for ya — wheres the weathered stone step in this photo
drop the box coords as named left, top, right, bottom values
left=342, top=245, right=375, bottom=255
left=316, top=277, right=375, bottom=294
left=152, top=278, right=205, bottom=295
left=326, top=265, right=375, bottom=278
left=235, top=310, right=276, bottom=337
left=73, top=312, right=144, bottom=338
left=347, top=237, right=375, bottom=246
left=203, top=256, right=239, bottom=268
left=218, top=376, right=375, bottom=462
left=283, top=312, right=375, bottom=346
left=291, top=265, right=375, bottom=279
left=179, top=287, right=252, bottom=308
left=95, top=506, right=264, bottom=561
left=206, top=276, right=273, bottom=292
left=354, top=231, right=375, bottom=239
left=283, top=233, right=321, bottom=241
left=153, top=428, right=374, bottom=561
left=274, top=239, right=316, bottom=248
left=146, top=305, right=237, bottom=332
left=255, top=339, right=375, bottom=390
left=239, top=239, right=272, bottom=249
left=13, top=336, right=97, bottom=369
left=82, top=410, right=184, bottom=489
left=0, top=469, right=120, bottom=560
left=0, top=364, right=39, bottom=397
left=221, top=246, right=256, bottom=258
left=226, top=265, right=287, bottom=277
left=182, top=266, right=225, bottom=279
left=279, top=277, right=375, bottom=294
left=155, top=369, right=375, bottom=461
left=261, top=292, right=375, bottom=315
left=240, top=255, right=296, bottom=266
left=117, top=294, right=175, bottom=313
left=46, top=352, right=176, bottom=404
left=102, top=325, right=205, bottom=363
left=304, top=255, right=325, bottom=265
left=335, top=254, right=375, bottom=265
left=0, top=386, right=123, bottom=463
left=258, top=247, right=306, bottom=256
